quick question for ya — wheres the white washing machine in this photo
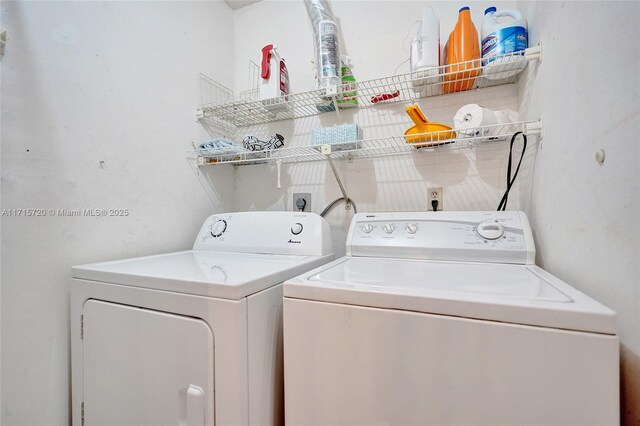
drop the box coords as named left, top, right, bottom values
left=283, top=211, right=619, bottom=425
left=71, top=211, right=333, bottom=426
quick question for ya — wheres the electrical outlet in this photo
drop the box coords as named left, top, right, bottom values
left=293, top=193, right=311, bottom=212
left=427, top=187, right=443, bottom=212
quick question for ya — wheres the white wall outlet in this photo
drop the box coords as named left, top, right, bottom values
left=293, top=193, right=311, bottom=212
left=427, top=187, right=443, bottom=212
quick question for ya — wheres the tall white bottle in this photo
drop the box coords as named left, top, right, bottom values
left=481, top=7, right=528, bottom=79
left=411, top=6, right=440, bottom=91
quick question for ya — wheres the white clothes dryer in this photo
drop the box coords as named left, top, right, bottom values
left=283, top=211, right=618, bottom=425
left=71, top=211, right=333, bottom=426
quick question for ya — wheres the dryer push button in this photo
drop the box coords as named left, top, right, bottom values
left=291, top=223, right=304, bottom=235
left=210, top=219, right=227, bottom=238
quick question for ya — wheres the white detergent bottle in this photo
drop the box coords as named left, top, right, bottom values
left=481, top=7, right=527, bottom=79
left=410, top=5, right=440, bottom=91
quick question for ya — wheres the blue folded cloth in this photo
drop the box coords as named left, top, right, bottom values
left=198, top=138, right=245, bottom=155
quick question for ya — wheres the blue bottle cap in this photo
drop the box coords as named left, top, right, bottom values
left=459, top=6, right=470, bottom=12
left=485, top=7, right=497, bottom=14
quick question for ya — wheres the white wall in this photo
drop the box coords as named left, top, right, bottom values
left=0, top=2, right=235, bottom=424
left=518, top=2, right=640, bottom=423
left=232, top=0, right=529, bottom=257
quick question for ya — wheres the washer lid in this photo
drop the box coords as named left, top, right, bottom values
left=284, top=257, right=617, bottom=334
left=73, top=250, right=333, bottom=299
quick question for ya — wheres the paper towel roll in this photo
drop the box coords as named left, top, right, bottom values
left=454, top=104, right=507, bottom=137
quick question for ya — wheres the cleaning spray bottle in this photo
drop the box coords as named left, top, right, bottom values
left=259, top=44, right=290, bottom=109
left=410, top=6, right=440, bottom=91
left=337, top=56, right=358, bottom=109
left=443, top=6, right=481, bottom=93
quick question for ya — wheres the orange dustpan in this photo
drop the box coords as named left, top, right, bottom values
left=404, top=104, right=456, bottom=146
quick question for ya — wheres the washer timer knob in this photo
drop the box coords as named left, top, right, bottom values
left=291, top=223, right=303, bottom=235
left=362, top=224, right=374, bottom=234
left=383, top=224, right=396, bottom=234
left=210, top=219, right=227, bottom=238
left=476, top=221, right=505, bottom=240
left=405, top=224, right=418, bottom=234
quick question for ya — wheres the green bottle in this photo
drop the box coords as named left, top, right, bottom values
left=337, top=56, right=358, bottom=109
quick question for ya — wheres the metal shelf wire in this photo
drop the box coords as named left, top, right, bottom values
left=189, top=120, right=540, bottom=167
left=197, top=47, right=541, bottom=127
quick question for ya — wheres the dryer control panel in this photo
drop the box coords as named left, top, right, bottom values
left=346, top=211, right=535, bottom=264
left=193, top=211, right=334, bottom=257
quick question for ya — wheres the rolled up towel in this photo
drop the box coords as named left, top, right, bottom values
left=242, top=134, right=285, bottom=151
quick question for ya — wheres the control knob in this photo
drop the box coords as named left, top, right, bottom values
left=476, top=220, right=505, bottom=240
left=210, top=219, right=227, bottom=238
left=405, top=224, right=418, bottom=234
left=291, top=223, right=303, bottom=235
left=383, top=224, right=396, bottom=234
left=362, top=224, right=374, bottom=234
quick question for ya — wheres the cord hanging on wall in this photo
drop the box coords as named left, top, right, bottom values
left=497, top=132, right=528, bottom=211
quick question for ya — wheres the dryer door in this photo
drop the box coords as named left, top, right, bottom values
left=82, top=300, right=215, bottom=425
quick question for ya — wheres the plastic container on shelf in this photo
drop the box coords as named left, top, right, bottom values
left=337, top=56, right=358, bottom=109
left=259, top=44, right=290, bottom=110
left=305, top=0, right=341, bottom=93
left=410, top=6, right=440, bottom=91
left=481, top=7, right=528, bottom=79
left=443, top=6, right=481, bottom=93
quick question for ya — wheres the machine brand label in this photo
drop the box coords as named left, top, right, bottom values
left=288, top=239, right=301, bottom=244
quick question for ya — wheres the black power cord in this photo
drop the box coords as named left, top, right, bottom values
left=497, top=131, right=528, bottom=211
left=295, top=198, right=307, bottom=211
left=431, top=199, right=439, bottom=212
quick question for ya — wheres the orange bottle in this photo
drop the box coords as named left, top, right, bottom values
left=443, top=7, right=481, bottom=93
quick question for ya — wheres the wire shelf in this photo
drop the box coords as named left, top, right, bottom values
left=189, top=120, right=540, bottom=167
left=198, top=47, right=541, bottom=127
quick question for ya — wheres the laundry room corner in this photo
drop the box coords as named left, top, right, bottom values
left=516, top=2, right=640, bottom=423
left=1, top=2, right=235, bottom=424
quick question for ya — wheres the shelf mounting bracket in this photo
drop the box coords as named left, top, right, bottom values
left=524, top=44, right=542, bottom=63
left=331, top=95, right=341, bottom=119
left=525, top=119, right=543, bottom=140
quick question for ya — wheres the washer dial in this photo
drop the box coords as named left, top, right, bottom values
left=383, top=224, right=396, bottom=234
left=405, top=224, right=418, bottom=234
left=476, top=221, right=505, bottom=240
